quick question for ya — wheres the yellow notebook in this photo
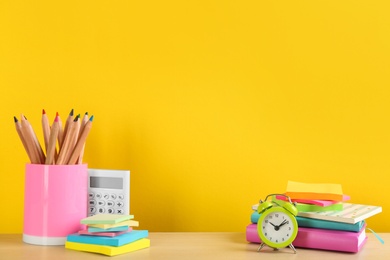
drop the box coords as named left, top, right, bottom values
left=87, top=220, right=139, bottom=229
left=65, top=238, right=150, bottom=256
left=285, top=181, right=343, bottom=201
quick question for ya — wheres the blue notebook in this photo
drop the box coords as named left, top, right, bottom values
left=67, top=230, right=148, bottom=247
left=251, top=211, right=364, bottom=232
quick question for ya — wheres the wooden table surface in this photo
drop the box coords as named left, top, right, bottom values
left=0, top=233, right=388, bottom=259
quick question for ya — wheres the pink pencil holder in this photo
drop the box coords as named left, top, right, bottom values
left=23, top=164, right=88, bottom=245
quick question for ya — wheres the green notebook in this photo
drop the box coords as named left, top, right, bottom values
left=272, top=197, right=343, bottom=212
left=81, top=214, right=134, bottom=224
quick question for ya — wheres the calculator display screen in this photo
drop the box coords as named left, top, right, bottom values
left=90, top=177, right=123, bottom=189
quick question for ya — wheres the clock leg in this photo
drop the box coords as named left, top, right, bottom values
left=288, top=244, right=297, bottom=254
left=257, top=243, right=266, bottom=252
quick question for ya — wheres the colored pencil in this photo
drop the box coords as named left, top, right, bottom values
left=56, top=112, right=64, bottom=150
left=41, top=109, right=51, bottom=153
left=56, top=114, right=80, bottom=165
left=77, top=112, right=89, bottom=164
left=20, top=115, right=41, bottom=164
left=25, top=115, right=46, bottom=164
left=68, top=115, right=94, bottom=165
left=14, top=116, right=33, bottom=163
left=62, top=109, right=74, bottom=146
left=45, top=115, right=60, bottom=165
left=15, top=109, right=94, bottom=165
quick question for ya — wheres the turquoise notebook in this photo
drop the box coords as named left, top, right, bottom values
left=67, top=230, right=148, bottom=247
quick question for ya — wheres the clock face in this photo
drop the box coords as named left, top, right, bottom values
left=257, top=207, right=298, bottom=248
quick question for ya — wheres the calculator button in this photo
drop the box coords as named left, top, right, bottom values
left=89, top=200, right=96, bottom=206
left=107, top=200, right=115, bottom=207
left=89, top=193, right=94, bottom=199
left=103, top=193, right=110, bottom=200
left=116, top=201, right=124, bottom=208
left=97, top=208, right=105, bottom=214
left=95, top=193, right=102, bottom=199
left=118, top=194, right=124, bottom=200
left=116, top=209, right=124, bottom=214
left=90, top=207, right=96, bottom=214
left=110, top=194, right=117, bottom=200
left=107, top=208, right=115, bottom=214
left=97, top=200, right=106, bottom=206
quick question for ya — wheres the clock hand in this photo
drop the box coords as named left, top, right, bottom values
left=278, top=219, right=288, bottom=228
left=269, top=222, right=277, bottom=227
left=269, top=222, right=280, bottom=231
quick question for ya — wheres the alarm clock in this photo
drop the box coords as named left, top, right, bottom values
left=257, top=194, right=298, bottom=253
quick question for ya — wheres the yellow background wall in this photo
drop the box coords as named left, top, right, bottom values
left=1, top=1, right=389, bottom=233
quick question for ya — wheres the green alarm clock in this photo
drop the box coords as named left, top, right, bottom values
left=257, top=194, right=298, bottom=253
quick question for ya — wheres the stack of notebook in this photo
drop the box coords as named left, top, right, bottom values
left=246, top=181, right=382, bottom=253
left=65, top=214, right=150, bottom=256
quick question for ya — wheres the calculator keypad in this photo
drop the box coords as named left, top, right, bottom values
left=88, top=191, right=125, bottom=216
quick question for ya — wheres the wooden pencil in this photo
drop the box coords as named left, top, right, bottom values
left=24, top=115, right=46, bottom=164
left=68, top=115, right=94, bottom=165
left=20, top=115, right=41, bottom=164
left=62, top=108, right=74, bottom=147
left=56, top=114, right=80, bottom=165
left=56, top=112, right=64, bottom=150
left=14, top=116, right=33, bottom=163
left=41, top=109, right=51, bottom=154
left=77, top=112, right=89, bottom=164
left=45, top=115, right=60, bottom=165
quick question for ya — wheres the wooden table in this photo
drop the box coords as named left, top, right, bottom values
left=0, top=233, right=388, bottom=259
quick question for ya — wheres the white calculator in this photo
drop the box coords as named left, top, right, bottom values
left=88, top=169, right=130, bottom=216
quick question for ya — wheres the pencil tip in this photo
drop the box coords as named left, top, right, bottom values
left=14, top=116, right=18, bottom=123
left=85, top=112, right=88, bottom=115
left=69, top=109, right=74, bottom=116
left=56, top=112, right=59, bottom=116
left=73, top=114, right=80, bottom=122
left=89, top=115, right=94, bottom=121
left=42, top=109, right=46, bottom=115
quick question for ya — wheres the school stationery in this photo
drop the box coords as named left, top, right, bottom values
left=285, top=181, right=344, bottom=201
left=88, top=169, right=130, bottom=216
left=297, top=202, right=382, bottom=224
left=67, top=230, right=148, bottom=247
left=14, top=109, right=94, bottom=165
left=65, top=238, right=150, bottom=256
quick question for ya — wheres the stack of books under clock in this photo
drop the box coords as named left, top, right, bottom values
left=246, top=181, right=382, bottom=253
left=65, top=214, right=150, bottom=256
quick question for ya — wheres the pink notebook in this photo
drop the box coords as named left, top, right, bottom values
left=246, top=223, right=367, bottom=253
left=78, top=228, right=132, bottom=237
left=275, top=194, right=350, bottom=206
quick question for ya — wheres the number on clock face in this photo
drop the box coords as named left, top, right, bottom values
left=261, top=211, right=295, bottom=244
